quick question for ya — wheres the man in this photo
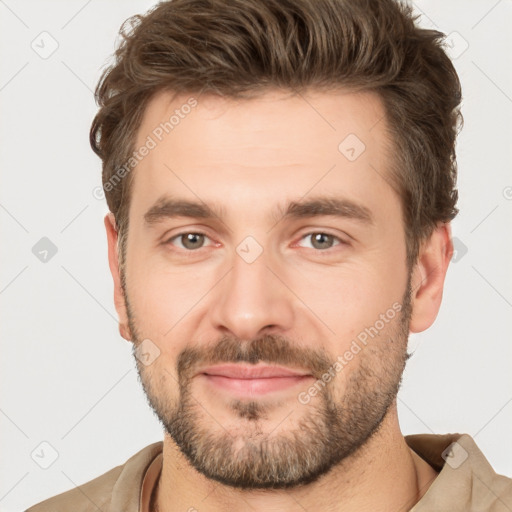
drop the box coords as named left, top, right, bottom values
left=26, top=0, right=512, bottom=510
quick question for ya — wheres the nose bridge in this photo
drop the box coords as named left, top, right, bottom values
left=210, top=239, right=294, bottom=339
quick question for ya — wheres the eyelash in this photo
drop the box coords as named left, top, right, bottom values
left=164, top=231, right=348, bottom=253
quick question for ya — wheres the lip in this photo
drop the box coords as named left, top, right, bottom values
left=200, top=364, right=310, bottom=379
left=198, top=364, right=314, bottom=396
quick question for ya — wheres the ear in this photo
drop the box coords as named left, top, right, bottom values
left=104, top=213, right=133, bottom=342
left=409, top=223, right=453, bottom=333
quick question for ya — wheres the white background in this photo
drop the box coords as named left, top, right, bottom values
left=1, top=1, right=511, bottom=510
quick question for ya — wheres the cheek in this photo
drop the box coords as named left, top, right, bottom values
left=127, top=249, right=211, bottom=325
left=290, top=258, right=404, bottom=332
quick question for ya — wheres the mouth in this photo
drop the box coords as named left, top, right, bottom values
left=197, top=364, right=314, bottom=396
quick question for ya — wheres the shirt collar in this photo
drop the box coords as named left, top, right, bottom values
left=406, top=432, right=510, bottom=511
left=109, top=441, right=163, bottom=512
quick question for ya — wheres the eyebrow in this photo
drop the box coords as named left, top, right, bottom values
left=143, top=195, right=374, bottom=228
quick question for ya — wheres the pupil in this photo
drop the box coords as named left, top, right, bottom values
left=184, top=233, right=203, bottom=249
left=313, top=233, right=331, bottom=249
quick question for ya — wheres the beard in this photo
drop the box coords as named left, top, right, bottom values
left=126, top=277, right=413, bottom=490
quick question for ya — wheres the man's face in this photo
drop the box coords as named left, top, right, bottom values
left=118, top=89, right=413, bottom=488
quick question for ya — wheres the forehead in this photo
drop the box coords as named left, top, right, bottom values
left=128, top=88, right=397, bottom=228
left=135, top=88, right=388, bottom=155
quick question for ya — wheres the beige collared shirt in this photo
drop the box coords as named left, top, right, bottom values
left=26, top=433, right=512, bottom=511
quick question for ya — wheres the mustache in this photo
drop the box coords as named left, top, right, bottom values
left=176, top=333, right=333, bottom=382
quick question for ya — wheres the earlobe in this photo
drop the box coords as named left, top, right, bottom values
left=409, top=223, right=453, bottom=333
left=104, top=213, right=133, bottom=342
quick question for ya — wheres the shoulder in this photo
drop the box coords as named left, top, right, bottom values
left=25, top=465, right=124, bottom=512
left=25, top=441, right=163, bottom=512
left=407, top=433, right=512, bottom=511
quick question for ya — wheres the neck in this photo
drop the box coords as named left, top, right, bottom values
left=154, top=404, right=438, bottom=512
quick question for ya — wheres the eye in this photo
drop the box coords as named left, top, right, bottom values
left=297, top=232, right=345, bottom=251
left=164, top=231, right=347, bottom=253
left=166, top=232, right=213, bottom=251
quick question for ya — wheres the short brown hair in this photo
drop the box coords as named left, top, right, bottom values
left=90, top=0, right=462, bottom=270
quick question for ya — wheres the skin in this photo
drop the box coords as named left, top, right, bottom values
left=105, top=88, right=453, bottom=511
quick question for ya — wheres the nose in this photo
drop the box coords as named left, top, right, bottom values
left=209, top=243, right=295, bottom=341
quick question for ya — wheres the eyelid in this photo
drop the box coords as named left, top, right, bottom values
left=292, top=230, right=349, bottom=250
left=164, top=230, right=217, bottom=250
left=164, top=229, right=350, bottom=253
